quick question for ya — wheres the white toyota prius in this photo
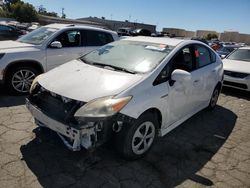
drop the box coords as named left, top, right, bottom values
left=26, top=37, right=223, bottom=159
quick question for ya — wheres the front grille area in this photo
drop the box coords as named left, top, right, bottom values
left=224, top=70, right=249, bottom=79
left=223, top=81, right=248, bottom=89
left=29, top=88, right=84, bottom=125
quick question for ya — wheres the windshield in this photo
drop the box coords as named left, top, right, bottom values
left=80, top=40, right=173, bottom=73
left=227, top=49, right=250, bottom=62
left=18, top=27, right=58, bottom=45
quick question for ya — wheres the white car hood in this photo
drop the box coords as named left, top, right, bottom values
left=38, top=60, right=144, bottom=102
left=0, top=40, right=34, bottom=50
left=223, top=59, right=250, bottom=73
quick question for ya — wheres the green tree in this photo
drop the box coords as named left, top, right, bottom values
left=38, top=5, right=58, bottom=17
left=10, top=1, right=38, bottom=22
left=0, top=0, right=38, bottom=22
left=206, top=33, right=218, bottom=40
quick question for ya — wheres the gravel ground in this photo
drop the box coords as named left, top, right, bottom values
left=0, top=86, right=250, bottom=188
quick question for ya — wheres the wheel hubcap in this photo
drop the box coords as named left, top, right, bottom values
left=12, top=70, right=36, bottom=93
left=211, top=89, right=219, bottom=107
left=132, top=121, right=155, bottom=155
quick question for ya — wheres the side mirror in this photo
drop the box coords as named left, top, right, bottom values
left=170, top=69, right=191, bottom=86
left=50, top=41, right=62, bottom=48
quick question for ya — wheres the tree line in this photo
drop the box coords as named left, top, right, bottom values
left=0, top=0, right=66, bottom=23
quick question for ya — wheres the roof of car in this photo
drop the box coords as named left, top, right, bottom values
left=122, top=36, right=185, bottom=46
left=44, top=23, right=116, bottom=34
left=239, top=46, right=250, bottom=50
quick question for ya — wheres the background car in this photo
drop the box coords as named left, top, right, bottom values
left=0, top=24, right=25, bottom=40
left=0, top=23, right=118, bottom=93
left=131, top=28, right=151, bottom=36
left=216, top=44, right=240, bottom=58
left=223, top=46, right=250, bottom=91
left=117, top=27, right=133, bottom=36
left=27, top=37, right=223, bottom=159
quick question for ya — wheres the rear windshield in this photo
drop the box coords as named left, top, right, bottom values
left=81, top=40, right=173, bottom=73
left=227, top=49, right=250, bottom=62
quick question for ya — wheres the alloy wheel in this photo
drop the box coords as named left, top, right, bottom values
left=132, top=121, right=155, bottom=155
left=11, top=69, right=36, bottom=93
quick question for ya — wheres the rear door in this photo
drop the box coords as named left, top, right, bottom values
left=190, top=44, right=218, bottom=110
left=83, top=30, right=114, bottom=53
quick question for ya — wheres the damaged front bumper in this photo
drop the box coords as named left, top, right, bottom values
left=26, top=97, right=135, bottom=151
left=26, top=98, right=97, bottom=151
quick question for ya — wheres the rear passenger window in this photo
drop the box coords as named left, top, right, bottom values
left=86, top=30, right=114, bottom=46
left=195, top=45, right=212, bottom=68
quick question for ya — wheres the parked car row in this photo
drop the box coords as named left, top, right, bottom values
left=0, top=23, right=27, bottom=40
left=117, top=27, right=152, bottom=37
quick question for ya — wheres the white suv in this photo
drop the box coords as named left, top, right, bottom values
left=26, top=37, right=223, bottom=159
left=0, top=24, right=118, bottom=93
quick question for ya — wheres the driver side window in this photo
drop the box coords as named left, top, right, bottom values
left=171, top=47, right=194, bottom=72
left=54, top=30, right=81, bottom=47
left=153, top=46, right=194, bottom=86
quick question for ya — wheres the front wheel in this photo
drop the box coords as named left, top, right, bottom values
left=115, top=113, right=158, bottom=160
left=6, top=66, right=39, bottom=94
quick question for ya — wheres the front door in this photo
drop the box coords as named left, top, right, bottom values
left=46, top=30, right=85, bottom=70
left=164, top=46, right=194, bottom=126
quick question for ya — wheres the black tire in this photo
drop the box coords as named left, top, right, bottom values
left=207, top=86, right=220, bottom=110
left=6, top=66, right=39, bottom=94
left=115, top=112, right=158, bottom=160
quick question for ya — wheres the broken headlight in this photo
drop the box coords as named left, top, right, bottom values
left=74, top=96, right=132, bottom=120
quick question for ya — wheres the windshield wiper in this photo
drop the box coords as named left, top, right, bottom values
left=86, top=61, right=136, bottom=74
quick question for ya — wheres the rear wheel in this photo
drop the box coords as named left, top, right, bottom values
left=207, top=86, right=220, bottom=110
left=6, top=66, right=39, bottom=94
left=115, top=113, right=158, bottom=160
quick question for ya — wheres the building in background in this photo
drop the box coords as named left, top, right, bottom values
left=162, top=27, right=250, bottom=44
left=196, top=30, right=219, bottom=38
left=219, top=31, right=250, bottom=44
left=77, top=17, right=156, bottom=33
left=0, top=0, right=3, bottom=6
left=38, top=15, right=106, bottom=28
left=162, top=28, right=195, bottom=38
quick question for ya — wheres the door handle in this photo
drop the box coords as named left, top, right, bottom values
left=194, top=80, right=200, bottom=83
left=160, top=93, right=168, bottom=98
left=212, top=70, right=216, bottom=73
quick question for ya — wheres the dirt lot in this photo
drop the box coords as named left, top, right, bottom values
left=0, top=86, right=250, bottom=188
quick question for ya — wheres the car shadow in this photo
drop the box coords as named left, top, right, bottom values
left=20, top=105, right=237, bottom=188
left=0, top=85, right=26, bottom=107
left=221, top=86, right=250, bottom=101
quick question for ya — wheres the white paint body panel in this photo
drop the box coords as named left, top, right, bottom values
left=35, top=37, right=223, bottom=137
left=38, top=60, right=143, bottom=102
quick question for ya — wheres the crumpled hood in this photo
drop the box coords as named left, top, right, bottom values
left=38, top=59, right=144, bottom=102
left=223, top=59, right=250, bottom=74
left=0, top=40, right=34, bottom=51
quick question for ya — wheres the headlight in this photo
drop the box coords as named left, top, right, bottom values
left=0, top=53, right=5, bottom=60
left=74, top=96, right=132, bottom=120
left=29, top=75, right=41, bottom=93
